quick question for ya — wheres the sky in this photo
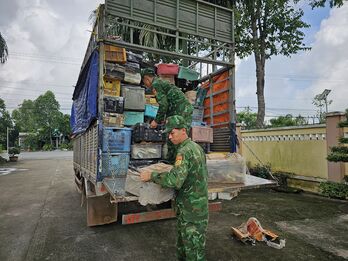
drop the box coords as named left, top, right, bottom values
left=0, top=0, right=347, bottom=121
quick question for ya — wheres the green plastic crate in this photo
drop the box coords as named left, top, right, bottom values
left=124, top=111, right=144, bottom=126
left=178, top=66, right=199, bottom=81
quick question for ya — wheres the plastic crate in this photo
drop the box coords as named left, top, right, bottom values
left=178, top=66, right=199, bottom=81
left=157, top=63, right=179, bottom=75
left=124, top=111, right=144, bottom=126
left=144, top=104, right=159, bottom=118
left=121, top=85, right=145, bottom=111
left=192, top=106, right=204, bottom=122
left=125, top=62, right=140, bottom=73
left=131, top=143, right=162, bottom=159
left=145, top=95, right=158, bottom=105
left=104, top=77, right=121, bottom=97
left=159, top=74, right=175, bottom=84
left=100, top=153, right=130, bottom=178
left=126, top=51, right=143, bottom=63
left=132, top=123, right=165, bottom=143
left=102, top=127, right=132, bottom=153
left=104, top=45, right=126, bottom=63
left=103, top=112, right=124, bottom=127
left=105, top=62, right=125, bottom=80
left=103, top=97, right=124, bottom=113
left=124, top=71, right=141, bottom=85
left=191, top=126, right=213, bottom=143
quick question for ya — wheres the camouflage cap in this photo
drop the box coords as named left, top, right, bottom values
left=141, top=68, right=156, bottom=77
left=163, top=115, right=187, bottom=133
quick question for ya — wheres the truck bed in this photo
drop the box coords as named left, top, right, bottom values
left=103, top=174, right=277, bottom=203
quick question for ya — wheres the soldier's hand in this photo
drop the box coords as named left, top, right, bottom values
left=140, top=170, right=152, bottom=182
left=150, top=120, right=158, bottom=128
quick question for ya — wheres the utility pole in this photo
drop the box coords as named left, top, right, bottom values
left=7, top=127, right=9, bottom=155
left=318, top=89, right=332, bottom=113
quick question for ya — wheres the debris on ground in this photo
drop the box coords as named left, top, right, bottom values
left=231, top=217, right=286, bottom=249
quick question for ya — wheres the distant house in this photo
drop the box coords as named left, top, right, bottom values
left=18, top=132, right=30, bottom=149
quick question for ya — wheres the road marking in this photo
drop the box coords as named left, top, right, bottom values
left=0, top=168, right=28, bottom=176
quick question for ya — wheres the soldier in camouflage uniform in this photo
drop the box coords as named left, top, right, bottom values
left=142, top=68, right=193, bottom=164
left=140, top=115, right=209, bottom=261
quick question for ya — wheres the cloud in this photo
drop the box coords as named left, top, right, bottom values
left=236, top=3, right=348, bottom=117
left=0, top=0, right=102, bottom=113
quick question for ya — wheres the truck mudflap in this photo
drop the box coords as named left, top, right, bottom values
left=85, top=178, right=118, bottom=226
left=86, top=193, right=118, bottom=226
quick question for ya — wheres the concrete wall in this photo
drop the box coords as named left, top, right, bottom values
left=238, top=112, right=347, bottom=183
left=240, top=125, right=328, bottom=179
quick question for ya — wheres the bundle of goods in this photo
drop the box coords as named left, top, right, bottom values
left=125, top=163, right=174, bottom=205
left=206, top=153, right=246, bottom=184
left=185, top=90, right=197, bottom=105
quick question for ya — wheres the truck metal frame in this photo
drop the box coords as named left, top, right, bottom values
left=73, top=0, right=274, bottom=226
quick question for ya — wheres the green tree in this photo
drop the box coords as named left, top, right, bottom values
left=235, top=0, right=310, bottom=128
left=0, top=98, right=13, bottom=149
left=269, top=114, right=307, bottom=128
left=312, top=93, right=332, bottom=123
left=12, top=99, right=36, bottom=132
left=237, top=109, right=258, bottom=129
left=0, top=32, right=8, bottom=64
left=34, top=91, right=61, bottom=145
left=308, top=0, right=345, bottom=8
left=12, top=91, right=69, bottom=149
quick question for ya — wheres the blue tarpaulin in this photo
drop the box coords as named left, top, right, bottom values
left=70, top=51, right=99, bottom=135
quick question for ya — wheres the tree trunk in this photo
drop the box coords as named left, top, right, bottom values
left=255, top=54, right=265, bottom=128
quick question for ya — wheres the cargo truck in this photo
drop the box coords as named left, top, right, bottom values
left=71, top=0, right=275, bottom=226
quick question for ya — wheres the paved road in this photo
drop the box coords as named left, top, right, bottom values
left=0, top=154, right=347, bottom=261
left=0, top=150, right=73, bottom=160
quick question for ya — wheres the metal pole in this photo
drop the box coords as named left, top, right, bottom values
left=325, top=98, right=328, bottom=113
left=7, top=127, right=9, bottom=155
left=229, top=2, right=236, bottom=153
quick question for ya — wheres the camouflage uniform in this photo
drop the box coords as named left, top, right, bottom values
left=151, top=116, right=208, bottom=261
left=152, top=77, right=193, bottom=164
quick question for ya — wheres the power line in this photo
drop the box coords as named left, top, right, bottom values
left=0, top=80, right=75, bottom=88
left=237, top=73, right=347, bottom=83
left=0, top=86, right=73, bottom=96
left=236, top=106, right=316, bottom=112
left=8, top=56, right=81, bottom=66
left=9, top=51, right=82, bottom=61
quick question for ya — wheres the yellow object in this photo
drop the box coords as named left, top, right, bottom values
left=145, top=95, right=158, bottom=105
left=104, top=45, right=126, bottom=63
left=104, top=77, right=121, bottom=97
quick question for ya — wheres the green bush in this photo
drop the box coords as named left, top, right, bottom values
left=59, top=142, right=73, bottom=150
left=8, top=147, right=20, bottom=156
left=42, top=144, right=54, bottom=151
left=319, top=182, right=348, bottom=199
left=23, top=134, right=40, bottom=151
left=249, top=163, right=272, bottom=179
